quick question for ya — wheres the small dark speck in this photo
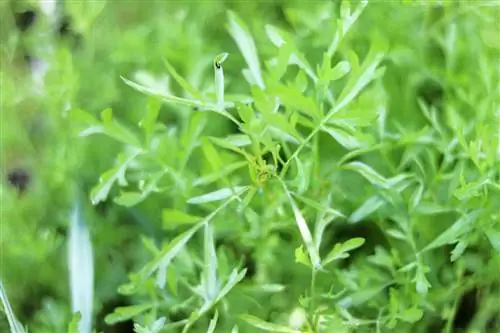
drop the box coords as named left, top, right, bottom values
left=7, top=169, right=30, bottom=193
left=215, top=62, right=221, bottom=69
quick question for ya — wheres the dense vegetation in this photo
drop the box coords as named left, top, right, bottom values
left=1, top=1, right=499, bottom=332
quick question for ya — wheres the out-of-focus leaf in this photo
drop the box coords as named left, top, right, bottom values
left=240, top=314, right=300, bottom=333
left=68, top=203, right=94, bottom=333
left=227, top=11, right=265, bottom=89
left=187, top=186, right=248, bottom=204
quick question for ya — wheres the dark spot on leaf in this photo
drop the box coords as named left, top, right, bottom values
left=7, top=168, right=30, bottom=193
left=15, top=10, right=37, bottom=31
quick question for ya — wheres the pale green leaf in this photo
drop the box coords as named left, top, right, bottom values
left=484, top=226, right=500, bottom=252
left=227, top=11, right=265, bottom=89
left=163, top=57, right=202, bottom=100
left=400, top=307, right=423, bottom=323
left=114, top=191, right=143, bottom=207
left=0, top=280, right=26, bottom=333
left=206, top=311, right=219, bottom=333
left=240, top=314, right=300, bottom=333
left=162, top=209, right=201, bottom=229
left=122, top=76, right=205, bottom=108
left=68, top=204, right=94, bottom=333
left=188, top=186, right=248, bottom=204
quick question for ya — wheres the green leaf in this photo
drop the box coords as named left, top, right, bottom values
left=386, top=228, right=407, bottom=241
left=227, top=11, right=265, bottom=89
left=163, top=57, right=203, bottom=100
left=0, top=280, right=26, bottom=333
left=338, top=285, right=387, bottom=309
left=318, top=56, right=351, bottom=87
left=273, top=83, right=321, bottom=120
left=193, top=161, right=248, bottom=187
left=214, top=52, right=229, bottom=108
left=450, top=240, right=468, bottom=262
left=179, top=113, right=207, bottom=169
left=323, top=238, right=365, bottom=266
left=77, top=108, right=142, bottom=147
left=114, top=191, right=143, bottom=207
left=90, top=150, right=141, bottom=205
left=140, top=98, right=162, bottom=146
left=237, top=103, right=255, bottom=124
left=186, top=268, right=247, bottom=329
left=334, top=37, right=388, bottom=112
left=265, top=24, right=316, bottom=81
left=421, top=210, right=482, bottom=252
left=201, top=138, right=223, bottom=173
left=293, top=193, right=344, bottom=218
left=209, top=136, right=252, bottom=159
left=104, top=304, right=153, bottom=325
left=203, top=223, right=219, bottom=301
left=68, top=204, right=94, bottom=333
left=67, top=312, right=82, bottom=333
left=281, top=180, right=321, bottom=269
left=138, top=195, right=243, bottom=288
left=122, top=76, right=206, bottom=108
left=484, top=226, right=500, bottom=252
left=295, top=245, right=310, bottom=267
left=414, top=265, right=431, bottom=294
left=349, top=196, right=384, bottom=223
left=162, top=209, right=201, bottom=229
left=240, top=314, right=300, bottom=333
left=99, top=108, right=143, bottom=147
left=400, top=307, right=423, bottom=323
left=206, top=311, right=219, bottom=333
left=342, top=161, right=388, bottom=188
left=187, top=186, right=248, bottom=204
left=321, top=125, right=371, bottom=150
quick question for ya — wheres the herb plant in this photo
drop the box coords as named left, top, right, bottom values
left=1, top=1, right=499, bottom=333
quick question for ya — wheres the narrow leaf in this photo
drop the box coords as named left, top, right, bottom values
left=188, top=186, right=248, bottom=204
left=227, top=11, right=265, bottom=89
left=240, top=314, right=300, bottom=333
left=0, top=280, right=26, bottom=333
left=421, top=210, right=482, bottom=252
left=163, top=57, right=202, bottom=99
left=206, top=311, right=219, bottom=333
left=162, top=209, right=201, bottom=229
left=342, top=161, right=388, bottom=188
left=68, top=203, right=94, bottom=333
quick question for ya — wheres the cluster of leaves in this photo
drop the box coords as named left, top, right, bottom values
left=1, top=0, right=499, bottom=333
